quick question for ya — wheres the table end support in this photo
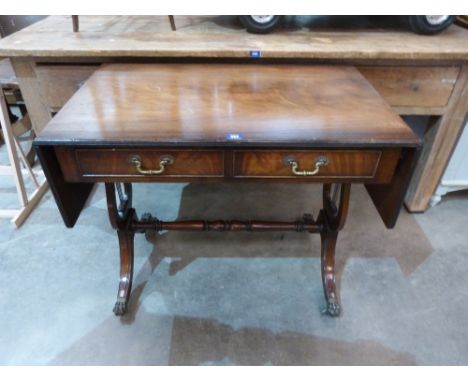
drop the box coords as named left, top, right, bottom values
left=105, top=182, right=350, bottom=317
left=106, top=183, right=136, bottom=316
left=113, top=221, right=135, bottom=316
left=318, top=184, right=351, bottom=317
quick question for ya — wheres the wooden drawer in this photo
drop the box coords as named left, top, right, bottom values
left=55, top=148, right=224, bottom=181
left=55, top=147, right=401, bottom=183
left=233, top=149, right=401, bottom=183
left=359, top=66, right=459, bottom=109
left=34, top=64, right=99, bottom=111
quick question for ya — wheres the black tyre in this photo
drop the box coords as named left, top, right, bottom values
left=239, top=15, right=283, bottom=34
left=408, top=15, right=455, bottom=35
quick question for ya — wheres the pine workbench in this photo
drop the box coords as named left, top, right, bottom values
left=0, top=15, right=467, bottom=212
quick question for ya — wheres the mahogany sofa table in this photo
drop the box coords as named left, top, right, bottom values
left=34, top=64, right=420, bottom=317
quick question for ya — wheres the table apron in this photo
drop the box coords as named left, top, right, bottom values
left=53, top=146, right=402, bottom=184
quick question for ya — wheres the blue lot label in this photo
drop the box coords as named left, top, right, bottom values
left=225, top=133, right=244, bottom=141
left=249, top=50, right=262, bottom=58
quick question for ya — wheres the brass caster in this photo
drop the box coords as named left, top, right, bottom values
left=113, top=298, right=128, bottom=316
left=322, top=301, right=341, bottom=317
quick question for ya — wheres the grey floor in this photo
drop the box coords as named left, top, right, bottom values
left=1, top=148, right=468, bottom=365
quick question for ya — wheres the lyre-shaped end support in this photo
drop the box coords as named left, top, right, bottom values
left=106, top=183, right=136, bottom=317
left=318, top=184, right=351, bottom=317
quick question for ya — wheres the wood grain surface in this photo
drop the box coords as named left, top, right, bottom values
left=34, top=64, right=98, bottom=110
left=233, top=150, right=382, bottom=178
left=0, top=16, right=467, bottom=60
left=53, top=146, right=401, bottom=184
left=35, top=64, right=419, bottom=147
left=405, top=65, right=468, bottom=211
left=358, top=66, right=460, bottom=108
left=74, top=148, right=225, bottom=178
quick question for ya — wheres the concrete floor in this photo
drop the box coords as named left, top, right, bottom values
left=1, top=150, right=468, bottom=364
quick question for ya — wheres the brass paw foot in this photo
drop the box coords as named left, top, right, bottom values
left=113, top=299, right=128, bottom=316
left=322, top=301, right=341, bottom=317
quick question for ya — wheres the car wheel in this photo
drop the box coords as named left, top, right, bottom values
left=408, top=15, right=455, bottom=35
left=239, top=15, right=283, bottom=34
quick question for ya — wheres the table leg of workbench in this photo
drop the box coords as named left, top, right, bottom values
left=10, top=58, right=52, bottom=135
left=405, top=65, right=468, bottom=212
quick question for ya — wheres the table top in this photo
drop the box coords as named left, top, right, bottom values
left=35, top=63, right=420, bottom=148
left=1, top=16, right=467, bottom=61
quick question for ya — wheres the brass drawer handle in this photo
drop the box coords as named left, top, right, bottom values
left=286, top=156, right=328, bottom=176
left=129, top=155, right=174, bottom=175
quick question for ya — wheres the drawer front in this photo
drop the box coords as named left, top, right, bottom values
left=233, top=149, right=400, bottom=183
left=70, top=149, right=224, bottom=179
left=358, top=66, right=459, bottom=109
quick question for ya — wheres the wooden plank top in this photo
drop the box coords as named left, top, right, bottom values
left=35, top=64, right=420, bottom=148
left=1, top=16, right=467, bottom=61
